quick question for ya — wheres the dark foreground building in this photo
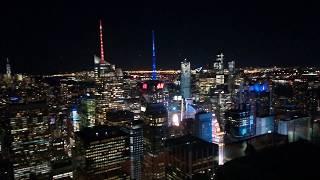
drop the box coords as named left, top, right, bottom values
left=215, top=140, right=320, bottom=180
left=166, top=135, right=218, bottom=179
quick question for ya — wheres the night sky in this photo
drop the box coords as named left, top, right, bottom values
left=0, top=1, right=319, bottom=74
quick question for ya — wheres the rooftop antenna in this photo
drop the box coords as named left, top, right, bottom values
left=151, top=30, right=157, bottom=80
left=99, top=20, right=105, bottom=64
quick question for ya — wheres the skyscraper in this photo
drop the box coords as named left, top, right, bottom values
left=75, top=126, right=130, bottom=179
left=105, top=110, right=144, bottom=180
left=142, top=103, right=168, bottom=179
left=180, top=59, right=191, bottom=99
left=7, top=102, right=51, bottom=179
left=213, top=53, right=224, bottom=73
left=6, top=58, right=11, bottom=78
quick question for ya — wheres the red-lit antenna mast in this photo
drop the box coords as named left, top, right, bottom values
left=99, top=20, right=105, bottom=64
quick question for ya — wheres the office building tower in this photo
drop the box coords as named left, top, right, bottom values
left=0, top=119, right=12, bottom=180
left=103, top=76, right=125, bottom=111
left=94, top=20, right=125, bottom=123
left=75, top=126, right=130, bottom=179
left=180, top=59, right=191, bottom=99
left=228, top=61, right=235, bottom=74
left=105, top=110, right=143, bottom=180
left=225, top=106, right=254, bottom=138
left=94, top=55, right=100, bottom=81
left=7, top=102, right=51, bottom=179
left=213, top=53, right=224, bottom=73
left=6, top=58, right=11, bottom=78
left=79, top=94, right=96, bottom=128
left=249, top=82, right=272, bottom=117
left=126, top=120, right=144, bottom=180
left=71, top=106, right=81, bottom=132
left=142, top=103, right=168, bottom=179
left=48, top=110, right=73, bottom=179
left=194, top=111, right=214, bottom=143
left=195, top=72, right=215, bottom=103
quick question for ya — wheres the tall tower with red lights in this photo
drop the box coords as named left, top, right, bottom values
left=99, top=20, right=105, bottom=65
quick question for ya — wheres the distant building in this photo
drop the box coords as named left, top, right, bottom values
left=181, top=59, right=191, bottom=99
left=277, top=115, right=312, bottom=142
left=6, top=58, right=11, bottom=79
left=255, top=116, right=274, bottom=136
left=225, top=107, right=254, bottom=138
left=213, top=53, right=224, bottom=74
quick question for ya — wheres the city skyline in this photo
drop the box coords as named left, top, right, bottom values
left=1, top=1, right=320, bottom=74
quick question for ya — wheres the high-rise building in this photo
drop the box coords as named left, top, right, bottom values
left=94, top=20, right=126, bottom=123
left=75, top=126, right=130, bottom=179
left=181, top=59, right=191, bottom=99
left=79, top=94, right=96, bottom=128
left=225, top=107, right=254, bottom=138
left=228, top=61, right=235, bottom=74
left=105, top=110, right=144, bottom=180
left=6, top=58, right=11, bottom=79
left=126, top=120, right=144, bottom=180
left=7, top=102, right=51, bottom=179
left=142, top=103, right=168, bottom=179
left=213, top=53, right=224, bottom=73
left=0, top=115, right=12, bottom=180
left=194, top=111, right=214, bottom=143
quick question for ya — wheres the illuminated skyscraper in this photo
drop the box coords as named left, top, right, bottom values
left=105, top=110, right=143, bottom=180
left=75, top=126, right=130, bottom=179
left=94, top=20, right=125, bottom=123
left=93, top=55, right=100, bottom=81
left=214, top=53, right=224, bottom=73
left=142, top=103, right=168, bottom=179
left=225, top=107, right=253, bottom=138
left=79, top=94, right=96, bottom=128
left=180, top=59, right=191, bottom=99
left=228, top=61, right=235, bottom=74
left=6, top=58, right=11, bottom=78
left=7, top=102, right=51, bottom=179
left=194, top=111, right=214, bottom=143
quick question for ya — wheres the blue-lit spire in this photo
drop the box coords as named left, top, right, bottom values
left=151, top=30, right=157, bottom=80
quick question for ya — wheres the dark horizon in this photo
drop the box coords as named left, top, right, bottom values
left=1, top=1, right=319, bottom=74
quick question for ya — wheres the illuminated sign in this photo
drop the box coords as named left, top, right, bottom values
left=156, top=82, right=164, bottom=89
left=142, top=83, right=148, bottom=90
left=172, top=114, right=179, bottom=126
left=249, top=82, right=269, bottom=92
